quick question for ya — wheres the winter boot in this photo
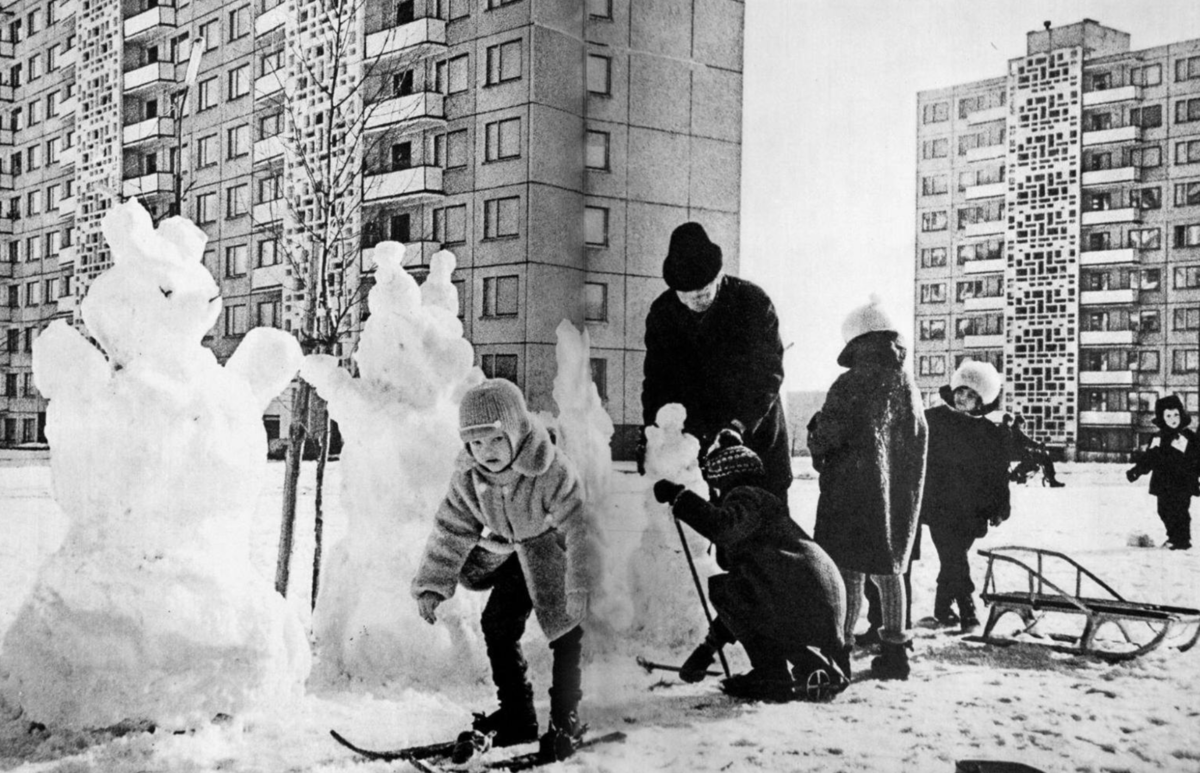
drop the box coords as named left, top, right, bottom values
left=958, top=595, right=981, bottom=634
left=870, top=641, right=911, bottom=681
left=538, top=709, right=586, bottom=762
left=451, top=699, right=539, bottom=764
left=933, top=587, right=959, bottom=627
left=855, top=625, right=882, bottom=648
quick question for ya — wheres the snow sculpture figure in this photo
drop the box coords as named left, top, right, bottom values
left=302, top=243, right=482, bottom=691
left=0, top=200, right=309, bottom=730
left=627, top=404, right=717, bottom=649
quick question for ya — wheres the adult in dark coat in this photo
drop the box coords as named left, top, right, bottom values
left=807, top=296, right=927, bottom=680
left=653, top=433, right=849, bottom=702
left=921, top=360, right=1011, bottom=631
left=640, top=222, right=791, bottom=502
left=1127, top=394, right=1199, bottom=550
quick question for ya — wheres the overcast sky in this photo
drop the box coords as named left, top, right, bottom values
left=739, top=0, right=1200, bottom=391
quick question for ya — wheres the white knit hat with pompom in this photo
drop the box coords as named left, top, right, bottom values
left=841, top=294, right=899, bottom=343
left=951, top=359, right=1002, bottom=405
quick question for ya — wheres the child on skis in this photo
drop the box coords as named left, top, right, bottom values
left=412, top=378, right=594, bottom=763
left=653, top=431, right=850, bottom=701
left=1127, top=394, right=1198, bottom=550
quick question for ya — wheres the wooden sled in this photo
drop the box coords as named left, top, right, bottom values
left=976, top=546, right=1200, bottom=661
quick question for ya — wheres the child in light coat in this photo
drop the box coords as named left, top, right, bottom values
left=413, top=378, right=595, bottom=763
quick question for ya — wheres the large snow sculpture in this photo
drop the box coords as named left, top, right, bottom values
left=302, top=243, right=482, bottom=691
left=0, top=200, right=310, bottom=729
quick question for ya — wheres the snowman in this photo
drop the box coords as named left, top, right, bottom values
left=301, top=242, right=484, bottom=691
left=0, top=200, right=310, bottom=730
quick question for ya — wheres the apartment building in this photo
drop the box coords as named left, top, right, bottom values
left=0, top=0, right=745, bottom=456
left=915, top=19, right=1200, bottom=461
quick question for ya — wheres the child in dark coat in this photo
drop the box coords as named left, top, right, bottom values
left=653, top=432, right=849, bottom=702
left=1127, top=394, right=1199, bottom=550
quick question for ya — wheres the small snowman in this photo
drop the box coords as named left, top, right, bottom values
left=0, top=200, right=310, bottom=730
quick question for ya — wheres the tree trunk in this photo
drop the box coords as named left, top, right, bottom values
left=311, top=402, right=330, bottom=611
left=276, top=379, right=312, bottom=597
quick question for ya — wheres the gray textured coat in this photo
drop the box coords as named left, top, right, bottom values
left=808, top=332, right=928, bottom=575
left=412, top=420, right=593, bottom=641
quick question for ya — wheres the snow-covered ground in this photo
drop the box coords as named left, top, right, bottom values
left=1, top=454, right=1198, bottom=773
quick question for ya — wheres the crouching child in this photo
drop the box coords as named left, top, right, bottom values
left=412, top=378, right=595, bottom=763
left=653, top=431, right=850, bottom=702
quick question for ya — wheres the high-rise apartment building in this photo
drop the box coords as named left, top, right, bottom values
left=0, top=0, right=745, bottom=456
left=915, top=19, right=1200, bottom=461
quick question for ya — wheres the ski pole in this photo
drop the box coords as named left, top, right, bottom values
left=673, top=516, right=731, bottom=679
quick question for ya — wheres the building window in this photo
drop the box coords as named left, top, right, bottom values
left=1174, top=226, right=1200, bottom=250
left=1130, top=104, right=1162, bottom=128
left=956, top=276, right=1004, bottom=301
left=260, top=48, right=283, bottom=76
left=486, top=0, right=521, bottom=7
left=957, top=238, right=1004, bottom=263
left=1137, top=351, right=1160, bottom=372
left=921, top=175, right=947, bottom=196
left=484, top=117, right=520, bottom=161
left=1176, top=56, right=1200, bottom=82
left=228, top=65, right=250, bottom=100
left=486, top=40, right=522, bottom=85
left=26, top=190, right=39, bottom=216
left=26, top=143, right=40, bottom=171
left=24, top=280, right=38, bottom=306
left=226, top=184, right=248, bottom=218
left=922, top=102, right=948, bottom=123
left=1173, top=350, right=1200, bottom=374
left=435, top=54, right=469, bottom=94
left=1129, top=144, right=1161, bottom=168
left=43, top=277, right=57, bottom=302
left=27, top=54, right=40, bottom=81
left=922, top=138, right=948, bottom=159
left=587, top=0, right=612, bottom=19
left=957, top=201, right=1004, bottom=229
left=227, top=124, right=250, bottom=158
left=433, top=204, right=467, bottom=245
left=257, top=174, right=281, bottom=203
left=1176, top=140, right=1200, bottom=165
left=1175, top=263, right=1200, bottom=288
left=586, top=54, right=611, bottom=95
left=225, top=244, right=248, bottom=276
left=918, top=355, right=946, bottom=377
left=919, top=282, right=946, bottom=304
left=434, top=129, right=468, bottom=169
left=1131, top=187, right=1161, bottom=210
left=198, top=134, right=218, bottom=166
left=482, top=275, right=519, bottom=317
left=480, top=353, right=518, bottom=383
left=584, top=206, right=608, bottom=246
left=584, top=281, right=607, bottom=322
left=590, top=357, right=608, bottom=400
left=46, top=184, right=59, bottom=211
left=228, top=6, right=249, bottom=39
left=257, top=239, right=279, bottom=267
left=200, top=19, right=219, bottom=51
left=956, top=313, right=1003, bottom=338
left=1176, top=182, right=1200, bottom=208
left=484, top=196, right=519, bottom=239
left=918, top=319, right=946, bottom=340
left=196, top=192, right=216, bottom=223
left=225, top=304, right=247, bottom=336
left=958, top=90, right=1004, bottom=118
left=1132, top=64, right=1162, bottom=87
left=1174, top=308, right=1200, bottom=331
left=256, top=298, right=280, bottom=328
left=921, top=211, right=947, bottom=232
left=920, top=247, right=947, bottom=267
left=259, top=111, right=282, bottom=139
left=1128, top=227, right=1161, bottom=250
left=1141, top=268, right=1161, bottom=290
left=197, top=77, right=217, bottom=110
left=585, top=130, right=609, bottom=170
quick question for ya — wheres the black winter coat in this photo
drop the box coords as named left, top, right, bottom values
left=808, top=333, right=928, bottom=575
left=920, top=405, right=1011, bottom=539
left=642, top=276, right=791, bottom=500
left=1129, top=429, right=1200, bottom=498
left=671, top=485, right=846, bottom=653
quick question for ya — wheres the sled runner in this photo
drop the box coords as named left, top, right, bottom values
left=976, top=546, right=1200, bottom=661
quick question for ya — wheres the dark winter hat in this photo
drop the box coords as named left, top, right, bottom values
left=663, top=222, right=723, bottom=292
left=1153, top=393, right=1192, bottom=430
left=704, top=433, right=765, bottom=489
left=459, top=378, right=532, bottom=444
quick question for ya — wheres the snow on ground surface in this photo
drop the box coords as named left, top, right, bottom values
left=0, top=453, right=1198, bottom=773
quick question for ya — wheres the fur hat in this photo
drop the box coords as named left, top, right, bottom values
left=459, top=378, right=532, bottom=444
left=841, top=294, right=898, bottom=343
left=950, top=360, right=1002, bottom=405
left=663, top=222, right=723, bottom=292
left=704, top=432, right=765, bottom=489
left=1153, top=393, right=1191, bottom=431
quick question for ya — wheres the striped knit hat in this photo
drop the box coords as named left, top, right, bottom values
left=704, top=433, right=765, bottom=488
left=459, top=378, right=532, bottom=444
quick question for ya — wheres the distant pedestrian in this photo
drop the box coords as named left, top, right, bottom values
left=1007, top=414, right=1065, bottom=487
left=1126, top=394, right=1198, bottom=551
left=807, top=296, right=927, bottom=680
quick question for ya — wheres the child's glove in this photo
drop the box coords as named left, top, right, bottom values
left=653, top=480, right=685, bottom=505
left=566, top=590, right=589, bottom=621
left=417, top=592, right=443, bottom=624
left=1125, top=468, right=1139, bottom=483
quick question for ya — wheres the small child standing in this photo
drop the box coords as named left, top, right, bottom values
left=653, top=432, right=849, bottom=702
left=1127, top=394, right=1198, bottom=551
left=412, top=378, right=594, bottom=763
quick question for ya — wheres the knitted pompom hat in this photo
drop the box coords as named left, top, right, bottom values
left=459, top=378, right=532, bottom=444
left=950, top=359, right=1002, bottom=405
left=663, top=222, right=723, bottom=292
left=841, top=293, right=899, bottom=343
left=704, top=431, right=765, bottom=489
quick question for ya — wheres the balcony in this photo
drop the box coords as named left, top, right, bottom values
left=256, top=1, right=287, bottom=35
left=251, top=263, right=286, bottom=289
left=362, top=239, right=440, bottom=269
left=1079, top=410, right=1134, bottom=426
left=1080, top=288, right=1136, bottom=305
left=1079, top=330, right=1135, bottom=346
left=255, top=69, right=285, bottom=100
left=1082, top=85, right=1140, bottom=107
left=123, top=116, right=174, bottom=146
left=0, top=41, right=12, bottom=59
left=0, top=129, right=10, bottom=146
left=1081, top=166, right=1138, bottom=186
left=254, top=135, right=285, bottom=164
left=253, top=199, right=283, bottom=225
left=122, top=172, right=174, bottom=198
left=58, top=195, right=75, bottom=214
left=365, top=17, right=447, bottom=61
left=965, top=143, right=1006, bottom=163
left=1081, top=207, right=1140, bottom=226
left=60, top=145, right=78, bottom=166
left=965, top=219, right=1006, bottom=238
left=364, top=165, right=443, bottom=204
left=1079, top=370, right=1134, bottom=386
left=964, top=334, right=1005, bottom=349
left=58, top=247, right=75, bottom=268
left=123, top=62, right=176, bottom=93
left=963, top=258, right=1005, bottom=275
left=59, top=96, right=79, bottom=117
left=365, top=92, right=445, bottom=133
left=0, top=218, right=13, bottom=235
left=0, top=173, right=11, bottom=190
left=964, top=295, right=1005, bottom=311
left=965, top=182, right=1006, bottom=200
left=966, top=106, right=1006, bottom=125
left=0, top=84, right=13, bottom=102
left=124, top=6, right=177, bottom=40
left=1080, top=248, right=1136, bottom=266
left=1082, top=125, right=1141, bottom=147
